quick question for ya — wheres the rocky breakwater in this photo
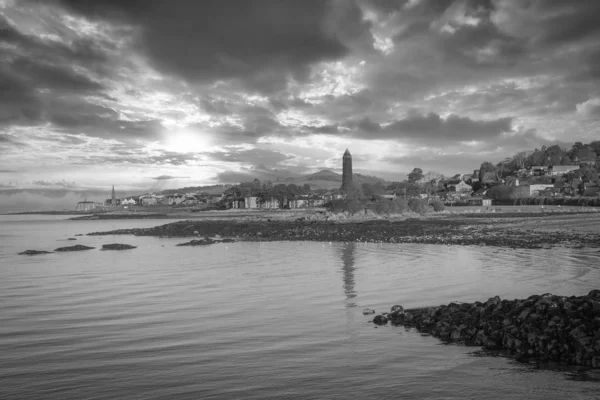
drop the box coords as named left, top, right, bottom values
left=377, top=291, right=600, bottom=368
left=87, top=218, right=600, bottom=249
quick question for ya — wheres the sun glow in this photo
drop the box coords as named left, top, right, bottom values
left=163, top=129, right=213, bottom=153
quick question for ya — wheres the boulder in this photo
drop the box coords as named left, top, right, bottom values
left=19, top=250, right=53, bottom=255
left=363, top=308, right=375, bottom=315
left=373, top=315, right=388, bottom=325
left=385, top=291, right=600, bottom=368
left=101, top=243, right=137, bottom=251
left=54, top=245, right=95, bottom=252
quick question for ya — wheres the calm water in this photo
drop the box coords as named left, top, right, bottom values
left=1, top=215, right=600, bottom=399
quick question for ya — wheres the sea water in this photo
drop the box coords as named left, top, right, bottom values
left=1, top=215, right=600, bottom=399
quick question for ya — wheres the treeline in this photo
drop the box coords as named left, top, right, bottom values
left=476, top=141, right=600, bottom=186
left=222, top=179, right=314, bottom=202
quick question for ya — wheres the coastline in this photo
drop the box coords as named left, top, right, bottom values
left=86, top=209, right=600, bottom=249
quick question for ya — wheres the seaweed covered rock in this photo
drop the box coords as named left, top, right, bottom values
left=101, top=243, right=137, bottom=251
left=19, top=250, right=53, bottom=255
left=177, top=237, right=218, bottom=246
left=387, top=290, right=600, bottom=368
left=176, top=237, right=235, bottom=246
left=54, top=245, right=95, bottom=252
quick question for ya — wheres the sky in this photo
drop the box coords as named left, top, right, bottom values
left=1, top=0, right=600, bottom=210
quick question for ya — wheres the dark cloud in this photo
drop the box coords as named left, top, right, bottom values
left=150, top=175, right=190, bottom=180
left=0, top=13, right=115, bottom=137
left=381, top=112, right=513, bottom=141
left=59, top=0, right=371, bottom=93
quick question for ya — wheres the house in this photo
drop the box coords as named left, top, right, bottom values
left=121, top=197, right=138, bottom=206
left=530, top=166, right=549, bottom=176
left=261, top=197, right=281, bottom=209
left=139, top=195, right=158, bottom=206
left=181, top=196, right=199, bottom=206
left=289, top=196, right=310, bottom=209
left=166, top=193, right=186, bottom=206
left=245, top=196, right=259, bottom=209
left=528, top=184, right=554, bottom=195
left=231, top=199, right=245, bottom=209
left=104, top=198, right=121, bottom=206
left=379, top=194, right=396, bottom=201
left=549, top=165, right=580, bottom=176
left=308, top=195, right=325, bottom=207
left=471, top=170, right=480, bottom=183
left=446, top=180, right=472, bottom=193
left=76, top=200, right=97, bottom=212
left=467, top=196, right=493, bottom=206
left=561, top=183, right=578, bottom=196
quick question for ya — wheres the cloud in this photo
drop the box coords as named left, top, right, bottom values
left=32, top=179, right=78, bottom=188
left=150, top=175, right=190, bottom=180
left=576, top=98, right=600, bottom=118
left=208, top=148, right=292, bottom=165
left=59, top=0, right=372, bottom=93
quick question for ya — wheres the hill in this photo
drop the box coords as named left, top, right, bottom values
left=272, top=170, right=390, bottom=190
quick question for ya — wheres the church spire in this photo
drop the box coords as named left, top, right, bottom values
left=111, top=185, right=116, bottom=206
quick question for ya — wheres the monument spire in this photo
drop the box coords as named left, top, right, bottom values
left=342, top=149, right=353, bottom=193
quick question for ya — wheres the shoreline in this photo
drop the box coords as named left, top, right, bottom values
left=86, top=211, right=600, bottom=249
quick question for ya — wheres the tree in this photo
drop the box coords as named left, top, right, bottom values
left=512, top=151, right=529, bottom=170
left=423, top=171, right=444, bottom=198
left=344, top=182, right=364, bottom=200
left=479, top=162, right=495, bottom=182
left=407, top=167, right=424, bottom=183
left=302, top=183, right=311, bottom=193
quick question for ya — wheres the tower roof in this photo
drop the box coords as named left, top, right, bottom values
left=343, top=148, right=351, bottom=156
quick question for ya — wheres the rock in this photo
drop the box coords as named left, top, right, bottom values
left=100, top=243, right=137, bottom=251
left=176, top=237, right=218, bottom=246
left=385, top=291, right=600, bottom=368
left=363, top=308, right=375, bottom=315
left=74, top=234, right=83, bottom=236
left=19, top=250, right=53, bottom=255
left=54, top=245, right=95, bottom=252
left=373, top=315, right=388, bottom=325
left=67, top=238, right=77, bottom=241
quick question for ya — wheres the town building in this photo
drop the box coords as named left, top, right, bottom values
left=76, top=200, right=97, bottom=212
left=467, top=196, right=492, bottom=206
left=245, top=196, right=259, bottom=209
left=528, top=184, right=554, bottom=195
left=549, top=165, right=580, bottom=176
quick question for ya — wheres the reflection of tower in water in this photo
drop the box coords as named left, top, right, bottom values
left=340, top=242, right=357, bottom=307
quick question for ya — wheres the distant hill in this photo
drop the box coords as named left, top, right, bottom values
left=274, top=169, right=390, bottom=190
left=154, top=170, right=391, bottom=194
left=156, top=184, right=232, bottom=196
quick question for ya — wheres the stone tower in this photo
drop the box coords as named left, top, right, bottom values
left=342, top=149, right=353, bottom=193
left=111, top=185, right=116, bottom=206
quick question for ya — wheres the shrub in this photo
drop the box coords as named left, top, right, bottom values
left=391, top=197, right=408, bottom=214
left=408, top=198, right=428, bottom=215
left=431, top=199, right=445, bottom=212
